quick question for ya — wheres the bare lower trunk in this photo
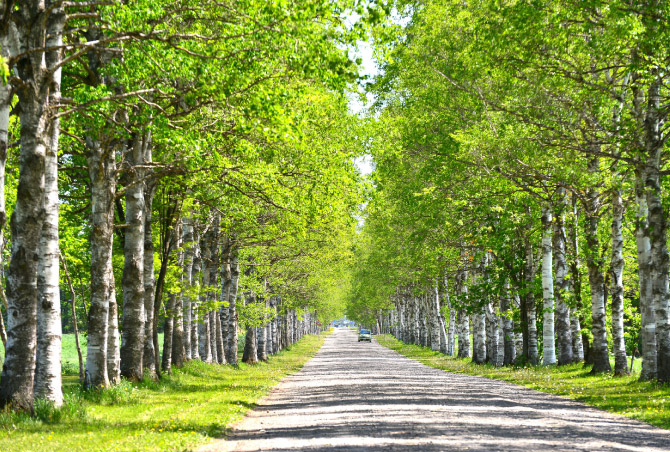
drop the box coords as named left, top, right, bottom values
left=219, top=241, right=231, bottom=362
left=431, top=281, right=441, bottom=352
left=541, top=205, right=556, bottom=366
left=568, top=196, right=585, bottom=362
left=485, top=302, right=501, bottom=366
left=34, top=109, right=63, bottom=405
left=0, top=1, right=58, bottom=407
left=523, top=234, right=539, bottom=364
left=636, top=172, right=656, bottom=380
left=198, top=237, right=212, bottom=362
left=142, top=183, right=157, bottom=377
left=190, top=237, right=201, bottom=360
left=242, top=294, right=258, bottom=364
left=610, top=187, right=628, bottom=376
left=584, top=157, right=611, bottom=374
left=208, top=311, right=218, bottom=363
left=553, top=192, right=573, bottom=366
left=227, top=247, right=240, bottom=364
left=84, top=139, right=116, bottom=388
left=501, top=286, right=515, bottom=366
left=257, top=323, right=268, bottom=362
left=438, top=277, right=450, bottom=354
left=107, top=288, right=120, bottom=384
left=120, top=135, right=148, bottom=381
left=182, top=220, right=194, bottom=360
left=456, top=271, right=470, bottom=358
left=171, top=286, right=185, bottom=368
left=271, top=300, right=279, bottom=354
left=643, top=78, right=670, bottom=383
left=472, top=308, right=486, bottom=364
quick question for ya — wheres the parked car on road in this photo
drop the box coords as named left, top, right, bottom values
left=358, top=329, right=372, bottom=342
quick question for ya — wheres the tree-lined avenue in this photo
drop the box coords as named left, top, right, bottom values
left=203, top=329, right=670, bottom=452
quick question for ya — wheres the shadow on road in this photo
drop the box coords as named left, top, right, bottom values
left=210, top=329, right=670, bottom=452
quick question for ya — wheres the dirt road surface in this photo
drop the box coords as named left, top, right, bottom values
left=199, top=328, right=670, bottom=452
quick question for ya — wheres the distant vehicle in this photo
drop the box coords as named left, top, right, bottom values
left=358, top=329, right=372, bottom=342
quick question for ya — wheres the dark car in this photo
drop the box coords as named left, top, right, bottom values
left=358, top=329, right=372, bottom=342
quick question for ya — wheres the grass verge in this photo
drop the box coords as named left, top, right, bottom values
left=375, top=334, right=670, bottom=429
left=0, top=332, right=327, bottom=452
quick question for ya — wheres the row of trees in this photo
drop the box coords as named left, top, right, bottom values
left=348, top=0, right=670, bottom=383
left=0, top=0, right=378, bottom=412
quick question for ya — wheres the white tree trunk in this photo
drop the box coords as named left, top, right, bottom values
left=568, top=197, right=585, bottom=362
left=198, top=234, right=212, bottom=362
left=501, top=286, right=515, bottom=366
left=456, top=271, right=470, bottom=358
left=107, top=279, right=121, bottom=384
left=643, top=77, right=670, bottom=383
left=35, top=100, right=63, bottom=406
left=553, top=192, right=573, bottom=366
left=541, top=205, right=557, bottom=366
left=120, top=135, right=147, bottom=381
left=472, top=308, right=486, bottom=364
left=84, top=139, right=114, bottom=388
left=523, top=234, right=539, bottom=364
left=182, top=219, right=194, bottom=360
left=190, top=237, right=201, bottom=359
left=0, top=1, right=63, bottom=409
left=227, top=246, right=240, bottom=364
left=610, top=187, right=628, bottom=375
left=636, top=173, right=656, bottom=380
left=142, top=182, right=157, bottom=376
left=431, top=282, right=441, bottom=352
left=584, top=157, right=611, bottom=374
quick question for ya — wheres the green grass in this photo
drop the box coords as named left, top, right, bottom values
left=376, top=334, right=670, bottom=430
left=0, top=332, right=327, bottom=452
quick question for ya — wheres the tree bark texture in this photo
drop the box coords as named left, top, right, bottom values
left=456, top=271, right=470, bottom=358
left=0, top=1, right=65, bottom=410
left=636, top=172, right=656, bottom=380
left=584, top=157, right=611, bottom=374
left=182, top=219, right=194, bottom=361
left=120, top=135, right=148, bottom=381
left=553, top=192, right=573, bottom=366
left=501, top=286, right=515, bottom=366
left=523, top=234, right=539, bottom=364
left=643, top=77, right=670, bottom=383
left=610, top=187, right=628, bottom=376
left=541, top=205, right=557, bottom=366
left=35, top=104, right=63, bottom=405
left=568, top=196, right=585, bottom=362
left=84, top=138, right=116, bottom=388
left=190, top=237, right=201, bottom=359
left=142, top=182, right=157, bottom=376
left=431, top=282, right=441, bottom=352
left=227, top=246, right=240, bottom=365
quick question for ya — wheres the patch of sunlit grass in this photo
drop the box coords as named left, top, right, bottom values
left=0, top=333, right=327, bottom=452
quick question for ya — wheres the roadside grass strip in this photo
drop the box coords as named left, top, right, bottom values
left=376, top=334, right=670, bottom=430
left=0, top=332, right=327, bottom=452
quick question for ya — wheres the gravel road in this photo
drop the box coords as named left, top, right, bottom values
left=199, top=328, right=670, bottom=452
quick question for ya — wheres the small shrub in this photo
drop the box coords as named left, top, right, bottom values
left=33, top=393, right=87, bottom=424
left=83, top=379, right=138, bottom=405
left=34, top=398, right=64, bottom=424
left=61, top=391, right=87, bottom=422
left=61, top=362, right=80, bottom=376
left=0, top=405, right=37, bottom=430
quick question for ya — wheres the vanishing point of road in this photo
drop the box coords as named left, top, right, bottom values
left=201, top=328, right=670, bottom=452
